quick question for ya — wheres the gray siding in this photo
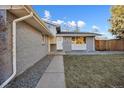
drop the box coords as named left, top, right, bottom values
left=62, top=36, right=95, bottom=52
left=0, top=10, right=13, bottom=84
left=0, top=10, right=49, bottom=85
left=63, top=37, right=71, bottom=52
left=16, top=22, right=48, bottom=76
left=86, top=36, right=95, bottom=51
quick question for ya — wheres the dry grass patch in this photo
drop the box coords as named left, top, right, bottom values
left=64, top=54, right=124, bottom=88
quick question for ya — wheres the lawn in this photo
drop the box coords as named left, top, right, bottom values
left=64, top=54, right=124, bottom=88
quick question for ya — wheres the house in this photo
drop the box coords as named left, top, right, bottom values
left=0, top=5, right=54, bottom=87
left=0, top=5, right=99, bottom=87
left=43, top=20, right=100, bottom=52
left=56, top=32, right=99, bottom=52
left=42, top=19, right=61, bottom=52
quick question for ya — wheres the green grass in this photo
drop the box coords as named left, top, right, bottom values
left=64, top=54, right=124, bottom=88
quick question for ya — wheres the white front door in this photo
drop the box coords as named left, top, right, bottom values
left=56, top=37, right=63, bottom=50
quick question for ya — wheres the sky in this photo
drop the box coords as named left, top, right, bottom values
left=32, top=5, right=113, bottom=38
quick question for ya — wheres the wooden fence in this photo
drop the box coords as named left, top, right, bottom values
left=95, top=39, right=124, bottom=51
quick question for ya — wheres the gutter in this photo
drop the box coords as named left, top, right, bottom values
left=23, top=6, right=53, bottom=36
left=0, top=12, right=33, bottom=88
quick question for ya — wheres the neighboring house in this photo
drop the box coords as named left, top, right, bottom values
left=56, top=32, right=99, bottom=52
left=0, top=5, right=99, bottom=87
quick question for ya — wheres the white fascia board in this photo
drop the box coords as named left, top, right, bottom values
left=56, top=34, right=96, bottom=37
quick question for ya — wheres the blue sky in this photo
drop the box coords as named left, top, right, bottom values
left=32, top=5, right=113, bottom=38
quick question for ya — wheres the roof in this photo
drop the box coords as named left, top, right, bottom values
left=5, top=5, right=53, bottom=36
left=57, top=32, right=101, bottom=37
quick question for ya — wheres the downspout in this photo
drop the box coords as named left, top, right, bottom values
left=0, top=12, right=33, bottom=88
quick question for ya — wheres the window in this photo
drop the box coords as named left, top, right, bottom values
left=41, top=34, right=45, bottom=44
left=41, top=34, right=48, bottom=44
left=72, top=37, right=86, bottom=44
left=72, top=37, right=76, bottom=44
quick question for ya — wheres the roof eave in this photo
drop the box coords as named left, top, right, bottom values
left=8, top=5, right=53, bottom=36
left=56, top=33, right=101, bottom=37
left=23, top=5, right=53, bottom=36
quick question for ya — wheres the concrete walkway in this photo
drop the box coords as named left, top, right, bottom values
left=6, top=55, right=54, bottom=88
left=36, top=55, right=65, bottom=88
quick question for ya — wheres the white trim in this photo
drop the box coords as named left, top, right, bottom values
left=92, top=37, right=95, bottom=51
left=72, top=44, right=87, bottom=50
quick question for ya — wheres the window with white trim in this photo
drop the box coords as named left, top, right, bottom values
left=72, top=37, right=86, bottom=44
left=41, top=34, right=45, bottom=44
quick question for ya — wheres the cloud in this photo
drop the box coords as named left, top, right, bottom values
left=67, top=21, right=77, bottom=27
left=44, top=10, right=51, bottom=19
left=92, top=25, right=100, bottom=30
left=77, top=21, right=85, bottom=28
left=92, top=25, right=100, bottom=33
left=67, top=20, right=86, bottom=28
left=92, top=25, right=115, bottom=40
left=96, top=32, right=116, bottom=40
left=53, top=20, right=64, bottom=25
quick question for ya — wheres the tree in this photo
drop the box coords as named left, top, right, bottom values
left=109, top=5, right=124, bottom=39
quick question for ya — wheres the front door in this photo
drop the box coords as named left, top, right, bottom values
left=56, top=37, right=63, bottom=50
left=63, top=37, right=71, bottom=51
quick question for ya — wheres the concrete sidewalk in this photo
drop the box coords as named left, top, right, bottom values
left=36, top=55, right=65, bottom=88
